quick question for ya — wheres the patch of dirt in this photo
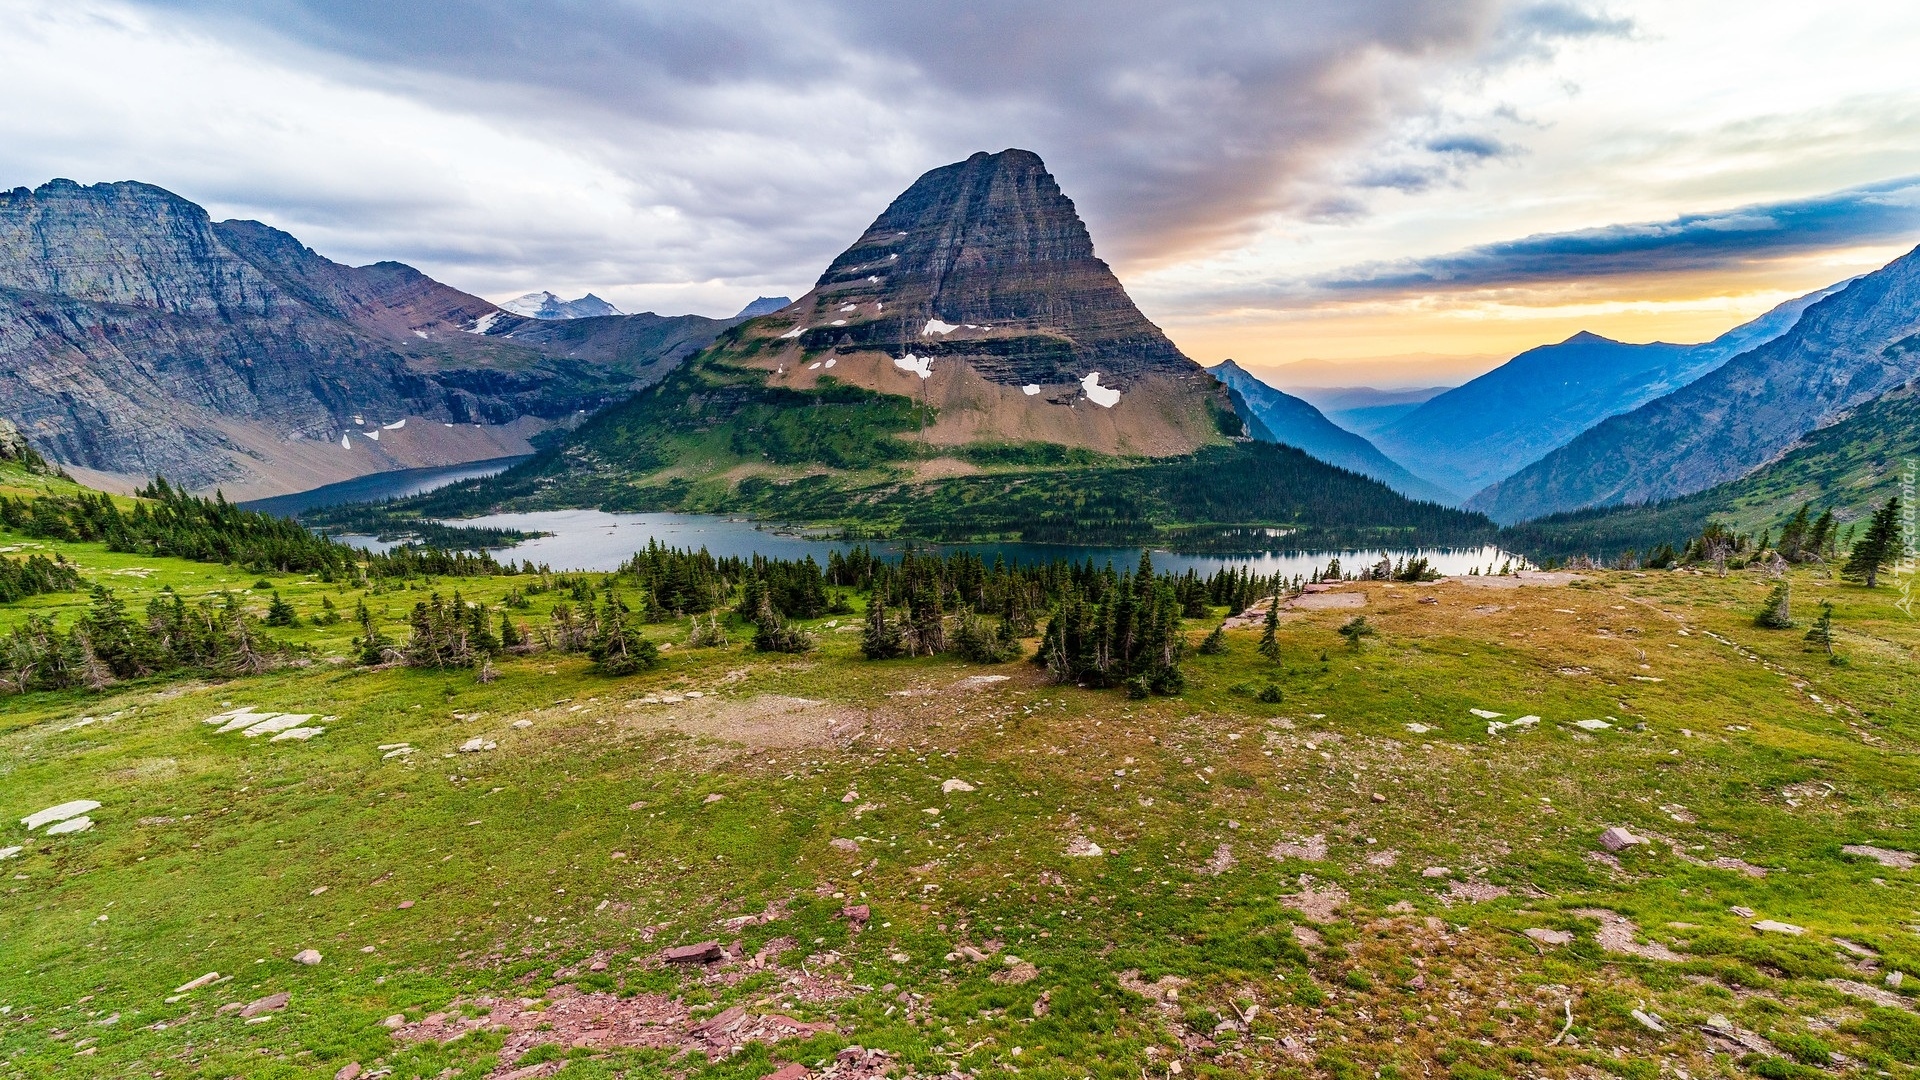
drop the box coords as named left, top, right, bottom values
left=1842, top=844, right=1917, bottom=869
left=1118, top=970, right=1190, bottom=1004
left=1442, top=880, right=1511, bottom=904
left=1268, top=834, right=1328, bottom=862
left=1572, top=908, right=1684, bottom=961
left=1450, top=571, right=1585, bottom=589
left=1203, top=843, right=1236, bottom=876
left=1286, top=591, right=1366, bottom=611
left=393, top=985, right=838, bottom=1073
left=618, top=694, right=868, bottom=750
left=1284, top=877, right=1348, bottom=924
left=1827, top=979, right=1914, bottom=1011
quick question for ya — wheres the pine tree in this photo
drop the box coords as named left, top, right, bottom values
left=354, top=597, right=389, bottom=665
left=265, top=591, right=298, bottom=627
left=498, top=609, right=521, bottom=650
left=1197, top=623, right=1226, bottom=654
left=1257, top=594, right=1281, bottom=661
left=1842, top=496, right=1902, bottom=587
left=862, top=594, right=905, bottom=660
left=1778, top=503, right=1811, bottom=561
left=1338, top=616, right=1375, bottom=651
left=1803, top=600, right=1836, bottom=660
left=1754, top=579, right=1794, bottom=628
left=589, top=591, right=658, bottom=675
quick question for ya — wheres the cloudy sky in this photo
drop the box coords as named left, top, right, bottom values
left=4, top=0, right=1918, bottom=385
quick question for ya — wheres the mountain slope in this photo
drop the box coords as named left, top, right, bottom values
left=1287, top=385, right=1450, bottom=439
left=499, top=291, right=624, bottom=319
left=0, top=180, right=729, bottom=498
left=1209, top=361, right=1454, bottom=504
left=1500, top=379, right=1920, bottom=560
left=1475, top=245, right=1920, bottom=523
left=1375, top=283, right=1848, bottom=499
left=421, top=149, right=1489, bottom=546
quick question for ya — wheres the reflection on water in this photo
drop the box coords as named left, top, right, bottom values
left=339, top=508, right=1519, bottom=577
left=238, top=456, right=533, bottom=517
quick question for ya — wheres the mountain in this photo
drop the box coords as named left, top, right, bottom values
left=1474, top=246, right=1920, bottom=524
left=1374, top=283, right=1851, bottom=501
left=1208, top=361, right=1454, bottom=504
left=1286, top=385, right=1451, bottom=439
left=500, top=291, right=625, bottom=319
left=734, top=295, right=793, bottom=319
left=1500, top=379, right=1920, bottom=560
left=412, top=150, right=1490, bottom=547
left=0, top=179, right=730, bottom=498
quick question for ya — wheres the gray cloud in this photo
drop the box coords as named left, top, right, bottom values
left=106, top=0, right=1619, bottom=299
left=1314, top=175, right=1920, bottom=296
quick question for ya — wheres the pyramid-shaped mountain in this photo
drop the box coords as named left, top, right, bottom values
left=427, top=150, right=1492, bottom=547
left=717, top=148, right=1231, bottom=456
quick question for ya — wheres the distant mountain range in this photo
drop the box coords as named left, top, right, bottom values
left=1209, top=361, right=1453, bottom=504
left=1372, top=282, right=1849, bottom=502
left=1474, top=249, right=1920, bottom=522
left=404, top=149, right=1488, bottom=547
left=499, top=291, right=624, bottom=319
left=0, top=179, right=736, bottom=497
left=734, top=296, right=792, bottom=319
left=1288, top=385, right=1450, bottom=439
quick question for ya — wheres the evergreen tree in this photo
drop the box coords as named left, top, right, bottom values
left=355, top=597, right=390, bottom=665
left=264, top=591, right=298, bottom=627
left=1842, top=496, right=1902, bottom=586
left=589, top=591, right=658, bottom=675
left=861, top=594, right=905, bottom=660
left=1338, top=616, right=1375, bottom=651
left=1778, top=503, right=1811, bottom=561
left=1754, top=579, right=1794, bottom=628
left=1804, top=599, right=1837, bottom=660
left=1197, top=623, right=1226, bottom=654
left=1257, top=595, right=1281, bottom=661
left=498, top=609, right=521, bottom=650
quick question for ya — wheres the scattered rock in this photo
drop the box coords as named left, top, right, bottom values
left=1364, top=849, right=1397, bottom=868
left=1204, top=844, right=1236, bottom=876
left=1445, top=880, right=1510, bottom=903
left=1065, top=836, right=1103, bottom=857
left=240, top=992, right=290, bottom=1018
left=1889, top=971, right=1905, bottom=989
left=941, top=778, right=976, bottom=793
left=1469, top=709, right=1502, bottom=719
left=397, top=900, right=414, bottom=910
left=1269, top=834, right=1328, bottom=862
left=765, top=1065, right=811, bottom=1080
left=1751, top=920, right=1805, bottom=936
left=1291, top=926, right=1323, bottom=949
left=1421, top=866, right=1450, bottom=878
left=1730, top=905, right=1756, bottom=917
left=840, top=904, right=870, bottom=928
left=1524, top=928, right=1573, bottom=946
left=458, top=737, right=493, bottom=753
left=1842, top=844, right=1917, bottom=869
left=1631, top=1009, right=1667, bottom=1033
left=334, top=1064, right=363, bottom=1080
left=293, top=949, right=322, bottom=965
left=829, top=837, right=860, bottom=854
left=512, top=719, right=533, bottom=729
left=663, top=941, right=725, bottom=964
left=993, top=956, right=1040, bottom=984
left=1834, top=938, right=1879, bottom=958
left=0, top=845, right=20, bottom=860
left=1370, top=792, right=1387, bottom=803
left=382, top=1014, right=406, bottom=1029
left=46, top=816, right=93, bottom=835
left=1599, top=826, right=1646, bottom=851
left=173, top=972, right=219, bottom=993
left=703, top=793, right=725, bottom=804
left=1404, top=723, right=1431, bottom=734
left=1573, top=719, right=1613, bottom=731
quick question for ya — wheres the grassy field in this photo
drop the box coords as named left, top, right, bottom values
left=3, top=517, right=1920, bottom=1080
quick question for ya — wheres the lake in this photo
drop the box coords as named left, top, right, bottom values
left=238, top=456, right=533, bottom=516
left=338, top=507, right=1519, bottom=577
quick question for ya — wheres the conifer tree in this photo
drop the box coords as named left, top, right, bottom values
left=1842, top=496, right=1902, bottom=587
left=1198, top=623, right=1227, bottom=654
left=265, top=591, right=298, bottom=627
left=861, top=594, right=905, bottom=659
left=1754, top=579, right=1794, bottom=628
left=1257, top=594, right=1281, bottom=661
left=1804, top=599, right=1837, bottom=660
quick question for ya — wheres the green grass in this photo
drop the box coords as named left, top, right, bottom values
left=5, top=532, right=1920, bottom=1078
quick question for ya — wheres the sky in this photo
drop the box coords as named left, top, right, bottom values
left=3, top=0, right=1918, bottom=387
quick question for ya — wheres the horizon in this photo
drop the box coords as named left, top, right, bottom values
left=5, top=1, right=1917, bottom=382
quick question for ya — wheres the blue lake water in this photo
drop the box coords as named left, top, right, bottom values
left=339, top=507, right=1519, bottom=577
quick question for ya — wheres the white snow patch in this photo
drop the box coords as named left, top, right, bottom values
left=922, top=319, right=959, bottom=336
left=894, top=353, right=933, bottom=379
left=839, top=304, right=857, bottom=312
left=412, top=330, right=428, bottom=339
left=383, top=418, right=406, bottom=430
left=824, top=357, right=837, bottom=368
left=1022, top=384, right=1041, bottom=396
left=831, top=319, right=847, bottom=326
left=779, top=325, right=807, bottom=339
left=1080, top=372, right=1121, bottom=407
left=363, top=429, right=380, bottom=442
left=808, top=362, right=821, bottom=370
left=341, top=434, right=351, bottom=450
left=466, top=310, right=504, bottom=335
left=23, top=800, right=100, bottom=831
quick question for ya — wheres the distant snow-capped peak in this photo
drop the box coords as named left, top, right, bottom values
left=499, top=291, right=624, bottom=320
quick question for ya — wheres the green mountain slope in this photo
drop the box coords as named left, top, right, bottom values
left=1500, top=379, right=1920, bottom=559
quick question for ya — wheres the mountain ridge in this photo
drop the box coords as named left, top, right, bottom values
left=1474, top=246, right=1920, bottom=523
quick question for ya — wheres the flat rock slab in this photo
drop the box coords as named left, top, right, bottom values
left=1751, top=920, right=1806, bottom=935
left=662, top=941, right=724, bottom=964
left=1842, top=844, right=1917, bottom=869
left=241, top=992, right=290, bottom=1017
left=1599, top=826, right=1646, bottom=851
left=242, top=713, right=314, bottom=737
left=45, top=816, right=93, bottom=835
left=23, top=799, right=99, bottom=831
left=1524, top=928, right=1574, bottom=945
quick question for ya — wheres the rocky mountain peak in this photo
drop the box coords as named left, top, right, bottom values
left=776, top=148, right=1198, bottom=391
